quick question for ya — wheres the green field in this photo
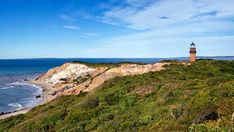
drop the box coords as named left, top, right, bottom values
left=0, top=60, right=233, bottom=131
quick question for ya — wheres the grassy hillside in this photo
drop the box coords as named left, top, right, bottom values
left=0, top=60, right=233, bottom=131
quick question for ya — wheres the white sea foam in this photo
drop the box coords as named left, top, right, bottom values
left=7, top=81, right=42, bottom=90
left=5, top=81, right=43, bottom=97
left=20, top=98, right=40, bottom=108
left=8, top=102, right=23, bottom=111
left=7, top=82, right=29, bottom=86
left=0, top=86, right=14, bottom=90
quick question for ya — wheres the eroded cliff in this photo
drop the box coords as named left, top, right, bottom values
left=37, top=62, right=170, bottom=96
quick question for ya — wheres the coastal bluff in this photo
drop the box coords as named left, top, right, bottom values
left=1, top=60, right=233, bottom=131
left=36, top=62, right=170, bottom=96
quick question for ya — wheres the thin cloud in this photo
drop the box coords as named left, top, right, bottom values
left=57, top=0, right=234, bottom=57
left=63, top=25, right=80, bottom=30
left=98, top=0, right=234, bottom=30
left=83, top=32, right=100, bottom=36
left=59, top=14, right=77, bottom=23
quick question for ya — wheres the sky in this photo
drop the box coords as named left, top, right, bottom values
left=0, top=0, right=234, bottom=59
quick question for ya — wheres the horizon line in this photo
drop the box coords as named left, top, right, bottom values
left=0, top=56, right=234, bottom=60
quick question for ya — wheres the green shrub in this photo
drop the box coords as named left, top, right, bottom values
left=73, top=74, right=91, bottom=84
left=104, top=93, right=119, bottom=106
left=81, top=96, right=99, bottom=110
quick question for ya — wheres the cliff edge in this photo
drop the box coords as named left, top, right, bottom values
left=36, top=62, right=170, bottom=96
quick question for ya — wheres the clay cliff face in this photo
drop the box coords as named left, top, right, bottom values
left=37, top=62, right=169, bottom=96
left=38, top=63, right=96, bottom=85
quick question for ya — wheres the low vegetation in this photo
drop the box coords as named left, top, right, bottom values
left=71, top=61, right=145, bottom=68
left=73, top=74, right=92, bottom=84
left=0, top=60, right=233, bottom=131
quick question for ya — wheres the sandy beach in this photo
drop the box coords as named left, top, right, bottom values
left=0, top=108, right=30, bottom=120
left=0, top=80, right=54, bottom=120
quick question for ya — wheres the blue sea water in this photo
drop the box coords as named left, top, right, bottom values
left=0, top=57, right=233, bottom=113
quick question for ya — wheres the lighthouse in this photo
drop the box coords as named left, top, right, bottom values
left=189, top=42, right=197, bottom=62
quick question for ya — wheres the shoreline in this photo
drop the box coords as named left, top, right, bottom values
left=0, top=79, right=54, bottom=120
left=0, top=108, right=30, bottom=119
left=29, top=80, right=55, bottom=105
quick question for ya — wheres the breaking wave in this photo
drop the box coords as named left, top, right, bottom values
left=7, top=81, right=42, bottom=90
left=0, top=86, right=14, bottom=90
left=8, top=102, right=23, bottom=111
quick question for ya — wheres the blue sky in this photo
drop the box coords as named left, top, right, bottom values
left=0, top=0, right=234, bottom=59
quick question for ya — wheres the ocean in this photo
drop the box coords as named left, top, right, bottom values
left=0, top=57, right=233, bottom=113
